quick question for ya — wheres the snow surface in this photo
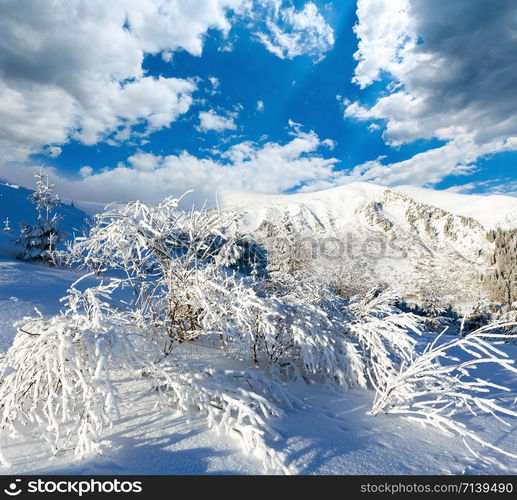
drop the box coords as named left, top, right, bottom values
left=0, top=259, right=515, bottom=475
left=0, top=182, right=516, bottom=475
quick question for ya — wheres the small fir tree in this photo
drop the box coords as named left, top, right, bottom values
left=16, top=167, right=64, bottom=262
left=421, top=287, right=447, bottom=330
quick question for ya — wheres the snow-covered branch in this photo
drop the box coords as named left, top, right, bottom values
left=372, top=324, right=517, bottom=460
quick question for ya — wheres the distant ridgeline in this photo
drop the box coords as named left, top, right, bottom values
left=485, top=229, right=517, bottom=305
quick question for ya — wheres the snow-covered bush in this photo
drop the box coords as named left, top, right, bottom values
left=0, top=279, right=300, bottom=472
left=146, top=365, right=302, bottom=473
left=372, top=324, right=517, bottom=460
left=254, top=286, right=421, bottom=392
left=67, top=197, right=253, bottom=349
left=0, top=282, right=127, bottom=463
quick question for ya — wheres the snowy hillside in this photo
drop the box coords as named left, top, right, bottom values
left=223, top=181, right=517, bottom=230
left=223, top=182, right=496, bottom=307
left=395, top=185, right=517, bottom=230
left=0, top=182, right=91, bottom=258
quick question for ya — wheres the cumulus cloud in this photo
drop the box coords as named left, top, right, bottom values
left=345, top=137, right=517, bottom=187
left=197, top=109, right=238, bottom=133
left=344, top=0, right=517, bottom=186
left=209, top=77, right=220, bottom=89
left=79, top=166, right=93, bottom=178
left=0, top=79, right=78, bottom=160
left=351, top=0, right=413, bottom=90
left=126, top=151, right=160, bottom=172
left=45, top=145, right=62, bottom=159
left=0, top=124, right=338, bottom=207
left=255, top=1, right=335, bottom=61
left=0, top=0, right=241, bottom=160
left=0, top=0, right=333, bottom=163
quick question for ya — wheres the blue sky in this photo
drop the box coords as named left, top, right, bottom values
left=0, top=0, right=516, bottom=204
left=34, top=2, right=371, bottom=175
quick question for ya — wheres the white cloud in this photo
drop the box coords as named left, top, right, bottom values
left=0, top=80, right=78, bottom=160
left=127, top=151, right=159, bottom=171
left=79, top=166, right=93, bottom=178
left=443, top=179, right=517, bottom=197
left=255, top=1, right=335, bottom=61
left=444, top=182, right=491, bottom=195
left=161, top=51, right=173, bottom=63
left=217, top=41, right=234, bottom=52
left=206, top=76, right=221, bottom=96
left=0, top=124, right=338, bottom=207
left=344, top=136, right=516, bottom=187
left=296, top=136, right=517, bottom=193
left=209, top=77, right=220, bottom=89
left=0, top=0, right=337, bottom=161
left=0, top=0, right=239, bottom=160
left=45, top=145, right=62, bottom=158
left=124, top=0, right=243, bottom=57
left=344, top=0, right=517, bottom=186
left=483, top=182, right=517, bottom=197
left=197, top=109, right=238, bottom=133
left=351, top=0, right=412, bottom=89
left=0, top=0, right=331, bottom=163
left=79, top=76, right=195, bottom=145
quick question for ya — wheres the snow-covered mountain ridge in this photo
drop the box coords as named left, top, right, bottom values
left=223, top=182, right=517, bottom=233
left=2, top=179, right=517, bottom=307
left=223, top=183, right=517, bottom=307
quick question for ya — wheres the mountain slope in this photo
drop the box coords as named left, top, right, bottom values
left=2, top=179, right=512, bottom=308
left=223, top=183, right=497, bottom=308
left=395, top=185, right=517, bottom=230
left=0, top=182, right=91, bottom=259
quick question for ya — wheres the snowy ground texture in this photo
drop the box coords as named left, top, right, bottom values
left=0, top=258, right=515, bottom=475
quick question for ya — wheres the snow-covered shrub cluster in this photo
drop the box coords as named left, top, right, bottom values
left=1, top=195, right=516, bottom=472
left=0, top=277, right=300, bottom=472
left=0, top=283, right=126, bottom=463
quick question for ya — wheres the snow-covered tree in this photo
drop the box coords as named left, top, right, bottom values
left=3, top=217, right=10, bottom=232
left=15, top=168, right=64, bottom=262
left=485, top=228, right=517, bottom=305
left=420, top=287, right=448, bottom=330
left=259, top=215, right=314, bottom=289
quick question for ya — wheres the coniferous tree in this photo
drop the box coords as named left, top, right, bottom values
left=420, top=286, right=447, bottom=330
left=484, top=229, right=517, bottom=305
left=16, top=168, right=64, bottom=263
